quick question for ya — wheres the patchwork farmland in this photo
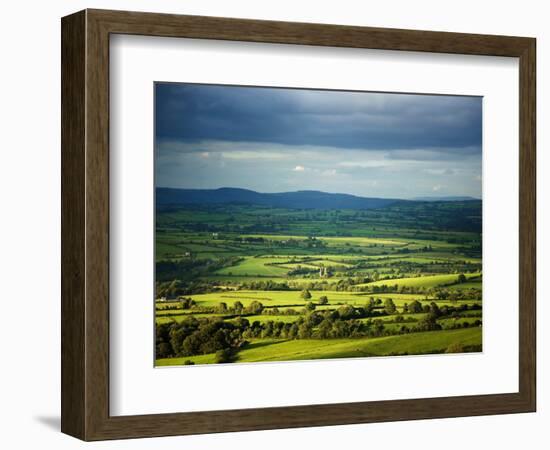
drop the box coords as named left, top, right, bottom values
left=155, top=199, right=482, bottom=366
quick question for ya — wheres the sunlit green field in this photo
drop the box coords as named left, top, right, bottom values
left=360, top=273, right=482, bottom=289
left=156, top=290, right=480, bottom=311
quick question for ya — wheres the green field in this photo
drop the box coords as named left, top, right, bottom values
left=155, top=201, right=482, bottom=366
left=361, top=273, right=482, bottom=289
left=216, top=257, right=290, bottom=276
left=156, top=290, right=480, bottom=311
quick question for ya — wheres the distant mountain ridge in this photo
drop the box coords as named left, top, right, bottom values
left=156, top=187, right=403, bottom=210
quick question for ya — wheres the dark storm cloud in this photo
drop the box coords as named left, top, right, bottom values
left=155, top=83, right=482, bottom=152
left=155, top=83, right=482, bottom=198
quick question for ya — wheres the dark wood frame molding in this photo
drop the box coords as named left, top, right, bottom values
left=61, top=9, right=536, bottom=441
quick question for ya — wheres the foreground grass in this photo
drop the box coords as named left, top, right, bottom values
left=156, top=327, right=481, bottom=366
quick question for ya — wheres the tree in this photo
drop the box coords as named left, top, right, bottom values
left=318, top=295, right=329, bottom=305
left=304, top=301, right=316, bottom=312
left=179, top=297, right=195, bottom=309
left=384, top=298, right=397, bottom=315
left=233, top=317, right=250, bottom=330
left=233, top=301, right=244, bottom=313
left=457, top=273, right=467, bottom=284
left=429, top=302, right=441, bottom=317
left=337, top=304, right=356, bottom=320
left=331, top=320, right=350, bottom=338
left=301, top=289, right=312, bottom=300
left=371, top=319, right=385, bottom=336
left=261, top=321, right=274, bottom=338
left=156, top=342, right=172, bottom=358
left=365, top=297, right=376, bottom=313
left=298, top=323, right=312, bottom=339
left=317, top=319, right=333, bottom=339
left=215, top=348, right=234, bottom=364
left=416, top=313, right=441, bottom=331
left=247, top=301, right=264, bottom=315
left=408, top=300, right=423, bottom=314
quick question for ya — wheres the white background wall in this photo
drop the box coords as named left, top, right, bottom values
left=0, top=1, right=546, bottom=448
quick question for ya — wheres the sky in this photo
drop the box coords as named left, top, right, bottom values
left=155, top=83, right=482, bottom=199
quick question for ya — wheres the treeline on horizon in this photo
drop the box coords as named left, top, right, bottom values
left=157, top=199, right=482, bottom=235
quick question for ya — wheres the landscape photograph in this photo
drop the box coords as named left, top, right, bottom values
left=154, top=83, right=483, bottom=366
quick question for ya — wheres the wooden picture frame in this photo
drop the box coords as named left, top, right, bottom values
left=61, top=9, right=536, bottom=441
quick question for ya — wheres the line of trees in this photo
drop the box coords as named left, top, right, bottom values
left=158, top=294, right=481, bottom=321
left=156, top=270, right=482, bottom=299
left=156, top=300, right=482, bottom=361
left=155, top=314, right=393, bottom=360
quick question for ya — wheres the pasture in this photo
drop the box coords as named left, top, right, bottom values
left=360, top=273, right=482, bottom=289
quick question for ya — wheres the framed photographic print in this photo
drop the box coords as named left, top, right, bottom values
left=152, top=82, right=485, bottom=366
left=61, top=9, right=536, bottom=440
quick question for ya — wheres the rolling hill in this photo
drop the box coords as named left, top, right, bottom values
left=156, top=187, right=404, bottom=210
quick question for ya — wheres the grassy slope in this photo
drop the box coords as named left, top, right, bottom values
left=156, top=327, right=481, bottom=366
left=216, top=256, right=289, bottom=276
left=362, top=272, right=482, bottom=289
